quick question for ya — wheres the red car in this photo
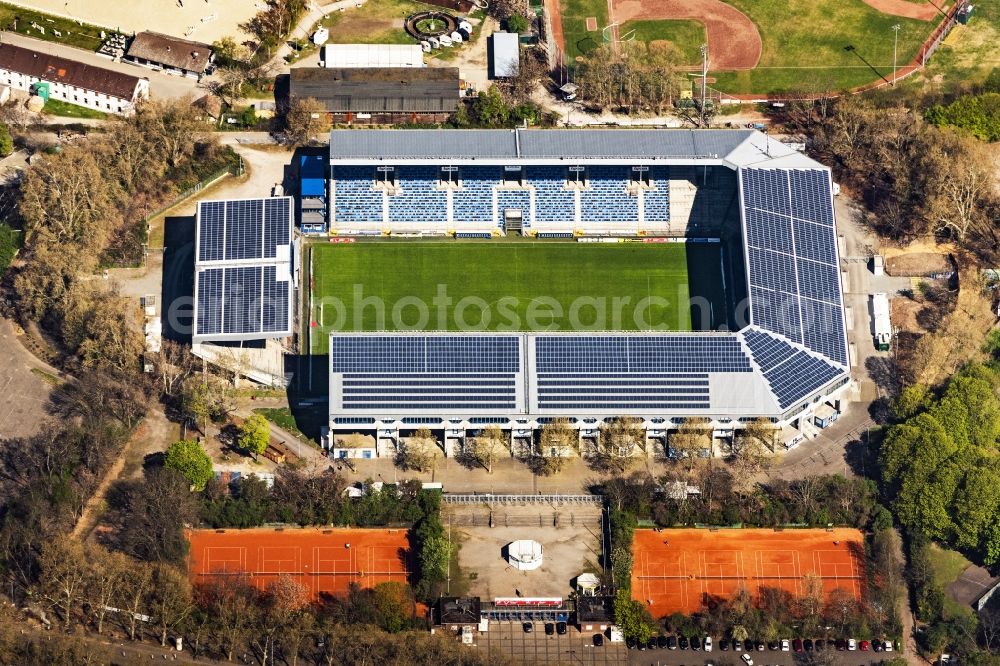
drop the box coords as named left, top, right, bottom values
left=792, top=639, right=803, bottom=653
left=860, top=640, right=870, bottom=651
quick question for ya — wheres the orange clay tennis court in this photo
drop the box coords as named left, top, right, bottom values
left=187, top=528, right=411, bottom=602
left=632, top=528, right=864, bottom=617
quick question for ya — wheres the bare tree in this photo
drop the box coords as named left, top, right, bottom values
left=82, top=545, right=130, bottom=634
left=599, top=416, right=645, bottom=473
left=464, top=425, right=510, bottom=474
left=284, top=97, right=330, bottom=146
left=669, top=418, right=712, bottom=473
left=149, top=563, right=194, bottom=646
left=396, top=428, right=440, bottom=472
left=37, top=538, right=89, bottom=629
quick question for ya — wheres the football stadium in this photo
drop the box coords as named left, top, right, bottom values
left=306, top=128, right=851, bottom=457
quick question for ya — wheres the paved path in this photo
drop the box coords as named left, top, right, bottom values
left=0, top=318, right=60, bottom=439
left=0, top=31, right=202, bottom=101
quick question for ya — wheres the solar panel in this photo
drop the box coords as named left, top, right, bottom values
left=742, top=329, right=797, bottom=372
left=748, top=247, right=798, bottom=295
left=749, top=287, right=802, bottom=344
left=799, top=299, right=848, bottom=365
left=195, top=268, right=223, bottom=335
left=789, top=170, right=835, bottom=226
left=534, top=336, right=752, bottom=374
left=194, top=197, right=293, bottom=341
left=792, top=220, right=838, bottom=265
left=760, top=350, right=843, bottom=409
left=331, top=336, right=521, bottom=374
left=745, top=209, right=794, bottom=254
left=198, top=201, right=225, bottom=262
left=795, top=259, right=842, bottom=304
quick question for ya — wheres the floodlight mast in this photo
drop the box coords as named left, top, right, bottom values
left=700, top=44, right=708, bottom=127
left=891, top=24, right=901, bottom=86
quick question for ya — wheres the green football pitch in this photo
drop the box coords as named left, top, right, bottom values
left=308, top=241, right=726, bottom=354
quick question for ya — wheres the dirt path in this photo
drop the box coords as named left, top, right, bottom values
left=544, top=0, right=566, bottom=58
left=612, top=0, right=761, bottom=69
left=861, top=0, right=943, bottom=20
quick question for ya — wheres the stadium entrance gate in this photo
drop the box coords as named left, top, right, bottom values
left=482, top=598, right=570, bottom=623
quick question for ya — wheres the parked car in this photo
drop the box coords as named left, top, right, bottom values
left=719, top=638, right=730, bottom=651
left=679, top=635, right=689, bottom=650
left=804, top=639, right=814, bottom=651
left=691, top=636, right=702, bottom=650
left=544, top=623, right=554, bottom=635
left=744, top=639, right=754, bottom=652
left=657, top=635, right=668, bottom=649
left=556, top=622, right=567, bottom=635
left=522, top=622, right=533, bottom=633
left=705, top=636, right=713, bottom=652
left=593, top=634, right=604, bottom=647
left=646, top=637, right=657, bottom=650
left=814, top=638, right=824, bottom=651
left=792, top=638, right=803, bottom=652
left=781, top=639, right=790, bottom=652
left=873, top=639, right=882, bottom=652
left=836, top=639, right=847, bottom=651
left=768, top=641, right=779, bottom=651
left=860, top=640, right=870, bottom=651
left=848, top=638, right=858, bottom=651
left=625, top=637, right=636, bottom=649
left=884, top=640, right=894, bottom=652
left=756, top=640, right=765, bottom=651
left=741, top=654, right=754, bottom=666
left=733, top=638, right=742, bottom=651
left=667, top=635, right=677, bottom=650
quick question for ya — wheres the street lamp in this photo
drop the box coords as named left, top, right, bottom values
left=892, top=24, right=901, bottom=85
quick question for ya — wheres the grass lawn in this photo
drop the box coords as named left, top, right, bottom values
left=712, top=0, right=935, bottom=94
left=620, top=20, right=706, bottom=67
left=898, top=2, right=1000, bottom=93
left=253, top=407, right=320, bottom=446
left=322, top=0, right=434, bottom=45
left=42, top=99, right=108, bottom=120
left=309, top=241, right=714, bottom=353
left=0, top=2, right=106, bottom=51
left=559, top=0, right=608, bottom=61
left=927, top=543, right=978, bottom=621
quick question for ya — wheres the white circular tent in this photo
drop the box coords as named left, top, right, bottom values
left=507, top=540, right=543, bottom=571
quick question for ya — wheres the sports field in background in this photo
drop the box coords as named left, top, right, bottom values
left=309, top=241, right=732, bottom=354
left=632, top=528, right=865, bottom=617
left=187, top=528, right=412, bottom=603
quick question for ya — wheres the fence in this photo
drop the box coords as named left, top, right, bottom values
left=442, top=493, right=603, bottom=505
left=143, top=161, right=243, bottom=227
left=445, top=511, right=602, bottom=528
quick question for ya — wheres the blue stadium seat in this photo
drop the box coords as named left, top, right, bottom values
left=389, top=166, right=447, bottom=224
left=333, top=166, right=383, bottom=224
left=453, top=166, right=497, bottom=226
left=643, top=166, right=671, bottom=223
left=527, top=166, right=575, bottom=225
left=581, top=166, right=638, bottom=222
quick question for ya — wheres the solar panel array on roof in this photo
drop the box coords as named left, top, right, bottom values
left=741, top=168, right=846, bottom=366
left=194, top=197, right=293, bottom=342
left=534, top=336, right=752, bottom=374
left=330, top=336, right=522, bottom=412
left=742, top=328, right=843, bottom=409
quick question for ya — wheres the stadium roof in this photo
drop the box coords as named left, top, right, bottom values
left=193, top=197, right=294, bottom=343
left=327, top=128, right=808, bottom=164
left=324, top=129, right=848, bottom=422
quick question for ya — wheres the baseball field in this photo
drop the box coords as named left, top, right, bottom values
left=631, top=528, right=865, bottom=617
left=308, top=241, right=734, bottom=353
left=551, top=0, right=949, bottom=93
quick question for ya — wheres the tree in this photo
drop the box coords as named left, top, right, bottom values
left=506, top=14, right=528, bottom=34
left=179, top=377, right=211, bottom=431
left=149, top=563, right=194, bottom=646
left=464, top=425, right=509, bottom=474
left=599, top=416, right=645, bottom=473
left=199, top=574, right=259, bottom=662
left=285, top=97, right=329, bottom=145
left=37, top=538, right=88, bottom=629
left=372, top=582, right=413, bottom=632
left=730, top=418, right=778, bottom=489
left=669, top=418, right=712, bottom=472
left=613, top=589, right=655, bottom=642
left=397, top=428, right=440, bottom=472
left=0, top=121, right=13, bottom=157
left=238, top=413, right=270, bottom=460
left=164, top=439, right=214, bottom=490
left=82, top=545, right=130, bottom=635
left=109, top=467, right=200, bottom=564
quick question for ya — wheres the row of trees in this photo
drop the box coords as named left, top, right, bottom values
left=574, top=43, right=688, bottom=113
left=880, top=363, right=1000, bottom=566
left=789, top=97, right=999, bottom=261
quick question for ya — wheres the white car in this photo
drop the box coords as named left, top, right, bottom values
left=884, top=640, right=894, bottom=652
left=741, top=654, right=754, bottom=666
left=781, top=639, right=790, bottom=652
left=705, top=636, right=713, bottom=652
left=848, top=638, right=858, bottom=651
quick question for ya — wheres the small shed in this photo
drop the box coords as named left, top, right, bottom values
left=125, top=31, right=213, bottom=79
left=491, top=32, right=519, bottom=79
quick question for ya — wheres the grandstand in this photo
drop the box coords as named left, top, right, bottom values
left=320, top=129, right=850, bottom=454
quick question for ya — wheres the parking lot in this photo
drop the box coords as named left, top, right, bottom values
left=625, top=638, right=903, bottom=665
left=471, top=621, right=626, bottom=665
